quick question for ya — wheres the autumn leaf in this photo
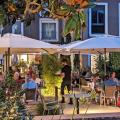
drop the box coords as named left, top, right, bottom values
left=63, top=0, right=76, bottom=6
left=7, top=3, right=17, bottom=12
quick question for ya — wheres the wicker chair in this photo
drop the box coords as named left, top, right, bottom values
left=40, top=95, right=61, bottom=115
left=100, top=86, right=117, bottom=106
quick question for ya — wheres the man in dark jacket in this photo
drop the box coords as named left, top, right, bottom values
left=60, top=59, right=72, bottom=104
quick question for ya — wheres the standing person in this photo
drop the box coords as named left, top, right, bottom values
left=60, top=59, right=72, bottom=104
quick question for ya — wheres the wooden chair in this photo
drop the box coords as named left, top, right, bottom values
left=100, top=86, right=117, bottom=106
left=24, top=88, right=37, bottom=103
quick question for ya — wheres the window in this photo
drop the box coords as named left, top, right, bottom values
left=39, top=18, right=59, bottom=42
left=12, top=20, right=24, bottom=35
left=42, top=23, right=56, bottom=39
left=89, top=3, right=108, bottom=36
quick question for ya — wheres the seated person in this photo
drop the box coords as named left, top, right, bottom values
left=22, top=74, right=38, bottom=90
left=31, top=72, right=42, bottom=87
left=89, top=73, right=99, bottom=92
left=27, top=66, right=34, bottom=78
left=72, top=71, right=79, bottom=85
left=103, top=78, right=118, bottom=86
left=111, top=72, right=119, bottom=85
left=13, top=66, right=20, bottom=77
left=22, top=74, right=38, bottom=102
left=81, top=67, right=87, bottom=77
left=85, top=68, right=92, bottom=78
left=13, top=72, right=24, bottom=84
left=104, top=75, right=109, bottom=81
left=103, top=72, right=118, bottom=87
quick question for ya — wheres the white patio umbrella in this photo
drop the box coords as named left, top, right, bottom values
left=61, top=35, right=120, bottom=74
left=72, top=35, right=120, bottom=53
left=60, top=35, right=120, bottom=54
left=0, top=33, right=60, bottom=71
left=0, top=33, right=60, bottom=54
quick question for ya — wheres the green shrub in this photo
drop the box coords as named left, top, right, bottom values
left=0, top=72, right=32, bottom=120
left=36, top=103, right=44, bottom=115
left=96, top=52, right=120, bottom=78
left=41, top=55, right=62, bottom=96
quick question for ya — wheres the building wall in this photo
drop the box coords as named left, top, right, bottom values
left=108, top=1, right=119, bottom=35
left=98, top=0, right=120, bottom=36
left=1, top=14, right=64, bottom=44
left=82, top=0, right=120, bottom=69
left=23, top=15, right=64, bottom=44
left=24, top=14, right=40, bottom=40
left=84, top=0, right=120, bottom=39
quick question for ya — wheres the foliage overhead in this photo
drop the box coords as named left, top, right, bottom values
left=0, top=0, right=95, bottom=39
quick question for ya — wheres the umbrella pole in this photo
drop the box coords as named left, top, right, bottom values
left=104, top=48, right=107, bottom=75
left=8, top=48, right=10, bottom=70
left=79, top=52, right=81, bottom=90
left=5, top=51, right=8, bottom=73
left=4, top=48, right=10, bottom=72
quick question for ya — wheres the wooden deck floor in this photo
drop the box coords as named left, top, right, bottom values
left=34, top=112, right=120, bottom=120
left=33, top=104, right=120, bottom=120
left=33, top=88, right=120, bottom=119
left=64, top=104, right=120, bottom=114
